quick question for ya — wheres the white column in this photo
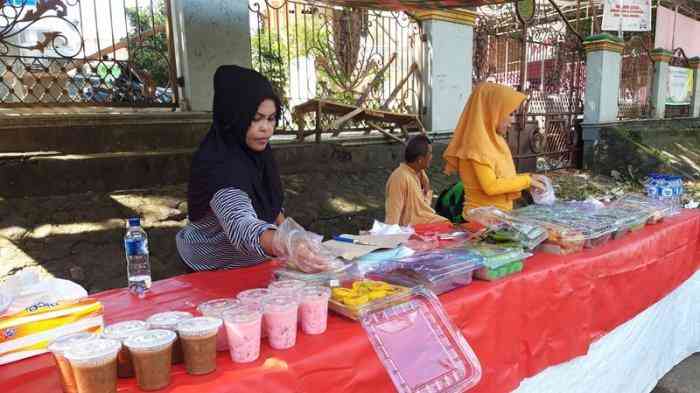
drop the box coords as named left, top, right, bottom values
left=582, top=34, right=624, bottom=124
left=650, top=49, right=672, bottom=119
left=690, top=57, right=700, bottom=118
left=170, top=0, right=252, bottom=111
left=415, top=10, right=476, bottom=134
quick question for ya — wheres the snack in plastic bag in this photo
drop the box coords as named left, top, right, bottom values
left=531, top=175, right=556, bottom=205
left=273, top=218, right=345, bottom=273
left=465, top=207, right=547, bottom=250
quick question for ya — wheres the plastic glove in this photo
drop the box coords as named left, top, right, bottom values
left=273, top=218, right=343, bottom=273
left=531, top=174, right=556, bottom=205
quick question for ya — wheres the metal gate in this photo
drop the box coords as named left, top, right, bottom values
left=474, top=1, right=586, bottom=172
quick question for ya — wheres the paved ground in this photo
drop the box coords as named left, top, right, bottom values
left=651, top=354, right=700, bottom=393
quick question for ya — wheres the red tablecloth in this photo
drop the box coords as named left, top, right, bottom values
left=3, top=211, right=700, bottom=393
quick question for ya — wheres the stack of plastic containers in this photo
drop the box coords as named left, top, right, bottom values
left=610, top=193, right=675, bottom=224
left=469, top=243, right=532, bottom=281
left=465, top=207, right=548, bottom=250
left=359, top=287, right=482, bottom=393
left=645, top=174, right=684, bottom=215
left=587, top=205, right=652, bottom=238
left=368, top=249, right=484, bottom=295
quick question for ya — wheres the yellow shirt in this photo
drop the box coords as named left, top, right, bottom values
left=385, top=163, right=448, bottom=226
left=460, top=159, right=531, bottom=214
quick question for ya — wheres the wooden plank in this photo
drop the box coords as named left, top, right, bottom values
left=331, top=106, right=364, bottom=136
left=368, top=121, right=406, bottom=144
left=356, top=53, right=397, bottom=106
left=380, top=63, right=418, bottom=110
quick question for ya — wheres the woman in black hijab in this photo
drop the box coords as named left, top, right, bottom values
left=176, top=65, right=330, bottom=272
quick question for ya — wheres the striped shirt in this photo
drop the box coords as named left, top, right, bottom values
left=176, top=187, right=276, bottom=271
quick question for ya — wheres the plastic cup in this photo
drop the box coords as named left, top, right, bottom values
left=64, top=338, right=121, bottom=393
left=177, top=316, right=223, bottom=375
left=102, top=320, right=149, bottom=378
left=237, top=288, right=270, bottom=338
left=146, top=311, right=193, bottom=364
left=196, top=298, right=240, bottom=351
left=262, top=294, right=299, bottom=350
left=48, top=332, right=98, bottom=393
left=299, top=286, right=331, bottom=335
left=124, top=329, right=176, bottom=391
left=268, top=280, right=306, bottom=297
left=222, top=305, right=262, bottom=363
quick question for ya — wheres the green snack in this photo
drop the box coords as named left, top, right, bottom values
left=475, top=260, right=524, bottom=281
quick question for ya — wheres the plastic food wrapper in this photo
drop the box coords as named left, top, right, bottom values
left=369, top=220, right=415, bottom=237
left=273, top=218, right=345, bottom=273
left=328, top=280, right=410, bottom=321
left=368, top=249, right=484, bottom=295
left=531, top=175, right=556, bottom=205
left=609, top=193, right=674, bottom=224
left=272, top=265, right=358, bottom=287
left=465, top=207, right=548, bottom=250
left=0, top=298, right=104, bottom=365
left=359, top=287, right=482, bottom=393
left=468, top=244, right=530, bottom=281
left=354, top=246, right=415, bottom=275
left=0, top=271, right=88, bottom=316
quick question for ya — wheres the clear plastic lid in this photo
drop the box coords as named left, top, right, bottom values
left=222, top=304, right=262, bottom=324
left=262, top=294, right=299, bottom=313
left=611, top=193, right=675, bottom=219
left=268, top=279, right=306, bottom=295
left=513, top=204, right=616, bottom=241
left=236, top=289, right=271, bottom=305
left=299, top=286, right=331, bottom=302
left=469, top=244, right=532, bottom=269
left=146, top=311, right=193, bottom=330
left=359, top=287, right=482, bottom=393
left=102, top=320, right=149, bottom=341
left=197, top=298, right=240, bottom=318
left=124, top=329, right=177, bottom=353
left=64, top=338, right=122, bottom=367
left=387, top=249, right=484, bottom=280
left=48, top=332, right=98, bottom=356
left=176, top=316, right=222, bottom=338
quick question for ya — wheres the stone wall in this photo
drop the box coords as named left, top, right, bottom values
left=591, top=118, right=700, bottom=180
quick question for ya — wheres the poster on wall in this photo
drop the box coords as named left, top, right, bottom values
left=602, top=0, right=652, bottom=32
left=666, top=66, right=694, bottom=106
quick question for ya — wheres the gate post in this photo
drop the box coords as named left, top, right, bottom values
left=170, top=0, right=252, bottom=112
left=689, top=57, right=700, bottom=118
left=581, top=34, right=624, bottom=169
left=650, top=49, right=673, bottom=119
left=414, top=10, right=476, bottom=134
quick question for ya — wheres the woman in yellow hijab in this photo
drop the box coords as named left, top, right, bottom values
left=443, top=82, right=545, bottom=215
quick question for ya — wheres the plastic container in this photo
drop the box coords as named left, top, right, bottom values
left=102, top=320, right=149, bottom=378
left=465, top=207, right=548, bottom=250
left=262, top=294, right=299, bottom=350
left=197, top=298, right=240, bottom=351
left=48, top=332, right=98, bottom=393
left=124, top=329, right=176, bottom=391
left=359, top=287, right=482, bottom=393
left=610, top=193, right=674, bottom=224
left=299, top=286, right=331, bottom=335
left=177, top=316, right=222, bottom=375
left=222, top=305, right=262, bottom=363
left=469, top=244, right=531, bottom=282
left=588, top=206, right=652, bottom=239
left=146, top=311, right=193, bottom=364
left=329, top=280, right=410, bottom=321
left=268, top=279, right=307, bottom=298
left=64, top=338, right=121, bottom=393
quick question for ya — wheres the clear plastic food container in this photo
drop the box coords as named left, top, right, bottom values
left=468, top=244, right=531, bottom=281
left=466, top=207, right=548, bottom=250
left=609, top=193, right=673, bottom=225
left=359, top=287, right=482, bottom=393
left=328, top=280, right=410, bottom=321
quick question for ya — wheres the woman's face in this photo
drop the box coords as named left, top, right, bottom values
left=245, top=99, right=277, bottom=152
left=496, top=112, right=514, bottom=136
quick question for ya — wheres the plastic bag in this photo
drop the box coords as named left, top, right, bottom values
left=273, top=218, right=345, bottom=273
left=532, top=175, right=556, bottom=205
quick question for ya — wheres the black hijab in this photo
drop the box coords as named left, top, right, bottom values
left=187, top=65, right=283, bottom=223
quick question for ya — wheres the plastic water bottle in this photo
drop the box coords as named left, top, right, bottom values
left=124, top=217, right=152, bottom=297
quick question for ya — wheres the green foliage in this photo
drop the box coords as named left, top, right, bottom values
left=125, top=1, right=170, bottom=87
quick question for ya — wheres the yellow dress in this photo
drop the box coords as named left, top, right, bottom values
left=442, top=82, right=532, bottom=215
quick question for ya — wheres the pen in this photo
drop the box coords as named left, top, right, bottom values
left=332, top=236, right=378, bottom=246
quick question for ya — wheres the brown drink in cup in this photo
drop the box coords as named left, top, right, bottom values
left=124, top=329, right=176, bottom=391
left=48, top=332, right=98, bottom=393
left=64, top=339, right=121, bottom=393
left=102, top=320, right=149, bottom=378
left=146, top=311, right=193, bottom=364
left=176, top=316, right=222, bottom=375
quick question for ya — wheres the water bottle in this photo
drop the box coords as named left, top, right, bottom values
left=124, top=217, right=152, bottom=297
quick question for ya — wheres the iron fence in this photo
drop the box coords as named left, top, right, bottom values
left=249, top=0, right=423, bottom=140
left=0, top=0, right=178, bottom=108
left=618, top=33, right=654, bottom=120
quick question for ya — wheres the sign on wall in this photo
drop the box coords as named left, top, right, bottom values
left=602, top=0, right=652, bottom=32
left=666, top=66, right=694, bottom=106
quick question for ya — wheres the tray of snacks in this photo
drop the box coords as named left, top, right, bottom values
left=609, top=193, right=674, bottom=225
left=465, top=207, right=548, bottom=250
left=468, top=243, right=531, bottom=281
left=329, top=280, right=410, bottom=321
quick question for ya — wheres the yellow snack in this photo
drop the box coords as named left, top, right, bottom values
left=368, top=290, right=388, bottom=300
left=342, top=294, right=370, bottom=307
left=331, top=288, right=353, bottom=300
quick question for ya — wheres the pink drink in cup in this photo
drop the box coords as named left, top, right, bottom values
left=196, top=298, right=240, bottom=352
left=222, top=305, right=262, bottom=363
left=262, top=294, right=299, bottom=350
left=268, top=280, right=306, bottom=323
left=299, top=286, right=331, bottom=335
left=236, top=288, right=270, bottom=338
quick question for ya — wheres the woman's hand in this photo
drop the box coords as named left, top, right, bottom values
left=268, top=217, right=339, bottom=273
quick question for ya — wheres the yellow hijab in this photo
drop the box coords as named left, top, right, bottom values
left=443, top=82, right=527, bottom=179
